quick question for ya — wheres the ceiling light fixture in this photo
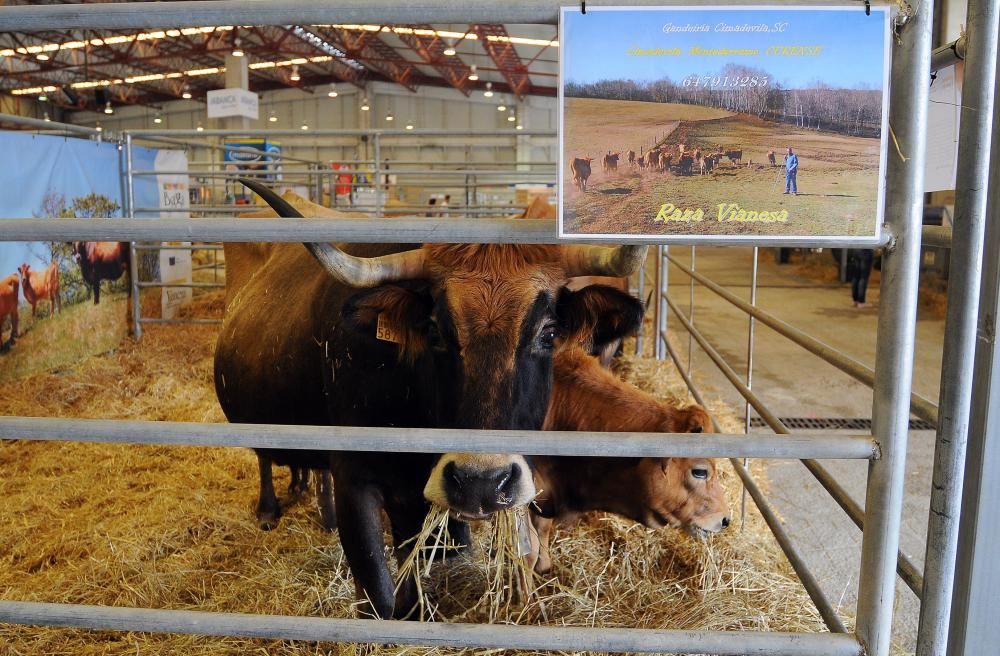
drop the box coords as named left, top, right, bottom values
left=268, top=110, right=278, bottom=123
left=95, top=123, right=103, bottom=132
left=443, top=46, right=456, bottom=56
left=516, top=123, right=523, bottom=131
left=38, top=93, right=48, bottom=102
left=405, top=121, right=414, bottom=130
left=290, top=65, right=301, bottom=81
left=181, top=86, right=192, bottom=99
left=360, top=97, right=370, bottom=111
left=37, top=53, right=50, bottom=61
left=42, top=112, right=50, bottom=122
left=301, top=121, right=309, bottom=130
left=468, top=65, right=479, bottom=81
left=507, top=110, right=516, bottom=122
left=497, top=102, right=507, bottom=112
left=104, top=100, right=114, bottom=114
left=231, top=37, right=244, bottom=57
left=153, top=112, right=163, bottom=124
left=483, top=81, right=493, bottom=98
left=327, top=83, right=338, bottom=98
left=385, top=112, right=394, bottom=122
left=196, top=122, right=204, bottom=132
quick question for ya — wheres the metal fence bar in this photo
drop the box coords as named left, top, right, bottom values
left=0, top=600, right=863, bottom=656
left=134, top=244, right=223, bottom=251
left=653, top=246, right=665, bottom=360
left=946, top=41, right=1000, bottom=652
left=665, top=293, right=923, bottom=596
left=124, top=133, right=141, bottom=340
left=136, top=282, right=225, bottom=289
left=660, top=335, right=847, bottom=634
left=917, top=0, right=999, bottom=650
left=855, top=3, right=933, bottom=655
left=686, top=246, right=696, bottom=380
left=129, top=128, right=556, bottom=138
left=666, top=253, right=939, bottom=425
left=0, top=218, right=890, bottom=248
left=742, top=246, right=759, bottom=529
left=921, top=225, right=952, bottom=248
left=0, top=112, right=102, bottom=136
left=138, top=318, right=222, bottom=325
left=0, top=417, right=876, bottom=460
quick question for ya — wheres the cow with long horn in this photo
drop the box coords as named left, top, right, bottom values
left=214, top=178, right=647, bottom=618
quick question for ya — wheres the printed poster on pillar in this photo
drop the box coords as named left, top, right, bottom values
left=558, top=5, right=892, bottom=242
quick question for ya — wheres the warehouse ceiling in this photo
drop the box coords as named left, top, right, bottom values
left=0, top=1, right=559, bottom=113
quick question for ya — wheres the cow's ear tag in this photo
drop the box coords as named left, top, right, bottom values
left=376, top=313, right=403, bottom=344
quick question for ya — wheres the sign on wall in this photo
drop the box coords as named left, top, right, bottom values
left=207, top=88, right=259, bottom=120
left=558, top=5, right=891, bottom=242
left=155, top=150, right=192, bottom=320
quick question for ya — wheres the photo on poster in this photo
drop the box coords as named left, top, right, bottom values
left=558, top=6, right=891, bottom=241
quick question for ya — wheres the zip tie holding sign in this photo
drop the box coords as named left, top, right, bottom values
left=888, top=123, right=909, bottom=162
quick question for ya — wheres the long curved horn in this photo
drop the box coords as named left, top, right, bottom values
left=560, top=245, right=648, bottom=277
left=239, top=178, right=427, bottom=287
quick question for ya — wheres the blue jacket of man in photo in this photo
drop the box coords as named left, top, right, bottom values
left=785, top=148, right=799, bottom=194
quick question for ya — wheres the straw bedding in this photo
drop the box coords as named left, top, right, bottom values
left=0, top=290, right=829, bottom=654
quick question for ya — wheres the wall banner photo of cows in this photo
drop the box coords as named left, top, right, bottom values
left=558, top=5, right=891, bottom=242
left=0, top=131, right=190, bottom=380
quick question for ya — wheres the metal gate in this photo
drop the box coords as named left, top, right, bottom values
left=0, top=2, right=998, bottom=655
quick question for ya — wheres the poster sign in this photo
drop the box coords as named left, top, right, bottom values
left=207, top=88, right=259, bottom=120
left=558, top=6, right=891, bottom=242
left=155, top=150, right=192, bottom=320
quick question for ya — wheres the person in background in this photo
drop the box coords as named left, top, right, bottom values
left=784, top=146, right=798, bottom=195
left=441, top=194, right=451, bottom=217
left=425, top=197, right=437, bottom=217
left=846, top=249, right=874, bottom=308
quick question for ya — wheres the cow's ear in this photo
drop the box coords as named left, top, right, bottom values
left=556, top=284, right=644, bottom=354
left=340, top=282, right=434, bottom=363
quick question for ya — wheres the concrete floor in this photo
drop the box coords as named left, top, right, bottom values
left=650, top=247, right=944, bottom=654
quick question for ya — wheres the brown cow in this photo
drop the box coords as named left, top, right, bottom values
left=645, top=149, right=659, bottom=170
left=626, top=149, right=636, bottom=167
left=0, top=274, right=19, bottom=353
left=767, top=150, right=777, bottom=167
left=571, top=157, right=594, bottom=191
left=528, top=345, right=727, bottom=574
left=18, top=261, right=61, bottom=317
left=602, top=151, right=620, bottom=174
left=72, top=241, right=130, bottom=305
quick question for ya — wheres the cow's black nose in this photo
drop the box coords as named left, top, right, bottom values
left=721, top=516, right=731, bottom=529
left=442, top=461, right=523, bottom=517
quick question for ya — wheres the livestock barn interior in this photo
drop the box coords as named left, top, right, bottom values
left=0, top=2, right=997, bottom=656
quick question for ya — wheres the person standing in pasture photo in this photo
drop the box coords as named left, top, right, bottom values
left=784, top=147, right=799, bottom=195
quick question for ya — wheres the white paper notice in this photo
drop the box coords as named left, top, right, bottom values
left=925, top=65, right=961, bottom=193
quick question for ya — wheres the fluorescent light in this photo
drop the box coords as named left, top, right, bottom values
left=37, top=53, right=50, bottom=61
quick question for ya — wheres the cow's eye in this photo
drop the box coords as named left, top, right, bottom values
left=538, top=324, right=559, bottom=350
left=691, top=468, right=709, bottom=480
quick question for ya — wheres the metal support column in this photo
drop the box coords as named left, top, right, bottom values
left=687, top=246, right=696, bottom=378
left=917, top=0, right=999, bottom=651
left=947, top=41, right=1000, bottom=652
left=855, top=5, right=933, bottom=656
left=742, top=246, right=759, bottom=527
left=654, top=245, right=665, bottom=360
left=124, top=133, right=141, bottom=340
left=373, top=134, right=383, bottom=219
left=635, top=264, right=646, bottom=356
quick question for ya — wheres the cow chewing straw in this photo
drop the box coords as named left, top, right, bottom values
left=1, top=288, right=913, bottom=655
